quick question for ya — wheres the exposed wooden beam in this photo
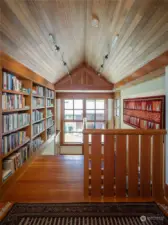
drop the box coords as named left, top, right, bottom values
left=114, top=51, right=168, bottom=89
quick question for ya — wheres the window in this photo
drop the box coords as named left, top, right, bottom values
left=62, top=99, right=107, bottom=144
left=86, top=99, right=105, bottom=129
left=63, top=99, right=83, bottom=143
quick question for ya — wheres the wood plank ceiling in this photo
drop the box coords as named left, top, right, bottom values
left=1, top=0, right=168, bottom=84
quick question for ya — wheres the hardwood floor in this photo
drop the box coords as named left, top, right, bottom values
left=0, top=155, right=161, bottom=203
left=1, top=155, right=84, bottom=203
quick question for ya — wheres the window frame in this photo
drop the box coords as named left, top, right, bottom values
left=61, top=98, right=108, bottom=145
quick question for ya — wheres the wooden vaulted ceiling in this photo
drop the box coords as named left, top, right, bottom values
left=1, top=0, right=168, bottom=85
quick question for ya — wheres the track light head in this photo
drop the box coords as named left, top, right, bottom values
left=105, top=54, right=109, bottom=60
left=55, top=45, right=60, bottom=52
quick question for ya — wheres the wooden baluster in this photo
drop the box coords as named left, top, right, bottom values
left=116, top=135, right=126, bottom=197
left=128, top=135, right=139, bottom=197
left=140, top=135, right=151, bottom=197
left=152, top=135, right=164, bottom=200
left=104, top=134, right=115, bottom=197
left=91, top=134, right=101, bottom=197
left=84, top=134, right=89, bottom=197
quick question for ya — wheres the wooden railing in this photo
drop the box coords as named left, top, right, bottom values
left=83, top=129, right=166, bottom=200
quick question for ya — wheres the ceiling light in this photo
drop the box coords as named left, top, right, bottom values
left=111, top=34, right=119, bottom=48
left=91, top=15, right=99, bottom=28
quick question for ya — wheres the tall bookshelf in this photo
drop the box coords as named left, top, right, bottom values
left=0, top=52, right=56, bottom=186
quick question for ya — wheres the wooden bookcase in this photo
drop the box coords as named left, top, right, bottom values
left=0, top=52, right=56, bottom=187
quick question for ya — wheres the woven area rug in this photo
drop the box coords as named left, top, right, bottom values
left=1, top=202, right=168, bottom=225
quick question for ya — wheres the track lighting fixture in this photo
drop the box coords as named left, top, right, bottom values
left=49, top=33, right=71, bottom=76
left=97, top=34, right=119, bottom=76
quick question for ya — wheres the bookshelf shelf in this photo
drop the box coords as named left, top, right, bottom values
left=1, top=138, right=30, bottom=160
left=2, top=124, right=30, bottom=136
left=1, top=54, right=56, bottom=186
left=47, top=124, right=54, bottom=130
left=32, top=94, right=44, bottom=98
left=32, top=107, right=45, bottom=110
left=2, top=107, right=30, bottom=113
left=32, top=129, right=45, bottom=139
left=46, top=97, right=54, bottom=100
left=46, top=115, right=53, bottom=119
left=2, top=89, right=29, bottom=96
left=32, top=118, right=45, bottom=125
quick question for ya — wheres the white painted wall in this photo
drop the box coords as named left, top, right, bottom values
left=120, top=76, right=165, bottom=129
left=56, top=99, right=61, bottom=130
left=108, top=99, right=114, bottom=128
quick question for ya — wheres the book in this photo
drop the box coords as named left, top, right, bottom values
left=2, top=169, right=12, bottom=182
left=2, top=145, right=29, bottom=177
left=47, top=125, right=55, bottom=139
left=32, top=110, right=44, bottom=122
left=2, top=131, right=27, bottom=155
left=32, top=137, right=44, bottom=151
left=33, top=121, right=45, bottom=136
left=2, top=71, right=29, bottom=93
left=32, top=85, right=44, bottom=96
left=32, top=97, right=44, bottom=108
left=3, top=113, right=30, bottom=133
left=46, top=98, right=54, bottom=107
left=47, top=117, right=54, bottom=128
left=46, top=89, right=54, bottom=99
left=2, top=94, right=27, bottom=110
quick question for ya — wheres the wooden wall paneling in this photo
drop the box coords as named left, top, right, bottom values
left=152, top=135, right=164, bottom=200
left=91, top=134, right=101, bottom=197
left=55, top=65, right=114, bottom=90
left=128, top=135, right=139, bottom=197
left=140, top=135, right=151, bottom=197
left=104, top=134, right=115, bottom=197
left=84, top=134, right=89, bottom=197
left=1, top=1, right=168, bottom=85
left=56, top=92, right=114, bottom=99
left=115, top=135, right=126, bottom=197
left=0, top=63, right=2, bottom=186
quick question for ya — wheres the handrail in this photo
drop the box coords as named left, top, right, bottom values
left=84, top=129, right=167, bottom=135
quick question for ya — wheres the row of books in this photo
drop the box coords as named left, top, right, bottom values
left=3, top=113, right=30, bottom=133
left=2, top=131, right=27, bottom=155
left=32, top=137, right=44, bottom=151
left=32, top=110, right=44, bottom=123
left=124, top=100, right=162, bottom=112
left=46, top=99, right=54, bottom=107
left=32, top=97, right=44, bottom=108
left=32, top=85, right=44, bottom=96
left=33, top=121, right=45, bottom=136
left=2, top=94, right=27, bottom=110
left=46, top=89, right=54, bottom=99
left=47, top=109, right=53, bottom=117
left=47, top=125, right=55, bottom=139
left=2, top=144, right=29, bottom=182
left=47, top=118, right=54, bottom=128
left=124, top=115, right=160, bottom=129
left=2, top=72, right=30, bottom=94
